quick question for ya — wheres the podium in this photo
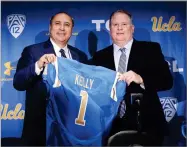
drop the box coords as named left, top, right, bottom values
left=107, top=93, right=159, bottom=146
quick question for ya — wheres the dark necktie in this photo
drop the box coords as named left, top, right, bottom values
left=59, top=49, right=66, bottom=58
left=118, top=48, right=126, bottom=118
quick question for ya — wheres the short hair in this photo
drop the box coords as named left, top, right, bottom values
left=49, top=11, right=74, bottom=27
left=109, top=9, right=133, bottom=26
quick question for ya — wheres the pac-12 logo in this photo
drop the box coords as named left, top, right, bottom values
left=7, top=14, right=26, bottom=38
left=160, top=97, right=178, bottom=122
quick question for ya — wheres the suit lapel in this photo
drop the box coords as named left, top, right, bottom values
left=109, top=45, right=117, bottom=71
left=127, top=40, right=139, bottom=71
left=106, top=45, right=116, bottom=70
left=68, top=45, right=79, bottom=61
left=67, top=45, right=78, bottom=60
left=43, top=39, right=56, bottom=55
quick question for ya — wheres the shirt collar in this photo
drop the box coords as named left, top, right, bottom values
left=50, top=38, right=68, bottom=53
left=113, top=38, right=133, bottom=53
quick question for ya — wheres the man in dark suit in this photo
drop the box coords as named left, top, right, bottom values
left=13, top=12, right=87, bottom=146
left=92, top=10, right=173, bottom=146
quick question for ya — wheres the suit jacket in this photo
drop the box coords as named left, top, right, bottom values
left=13, top=39, right=87, bottom=146
left=92, top=40, right=173, bottom=137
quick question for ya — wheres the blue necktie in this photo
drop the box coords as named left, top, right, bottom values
left=59, top=49, right=66, bottom=58
left=118, top=48, right=126, bottom=118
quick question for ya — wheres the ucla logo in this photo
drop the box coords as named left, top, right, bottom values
left=165, top=59, right=183, bottom=73
left=0, top=103, right=25, bottom=120
left=7, top=14, right=26, bottom=38
left=151, top=16, right=182, bottom=32
left=160, top=97, right=178, bottom=122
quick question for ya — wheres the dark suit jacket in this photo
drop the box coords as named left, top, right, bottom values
left=92, top=40, right=173, bottom=137
left=13, top=39, right=87, bottom=146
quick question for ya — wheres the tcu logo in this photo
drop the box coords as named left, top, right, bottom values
left=7, top=14, right=26, bottom=38
left=160, top=97, right=178, bottom=122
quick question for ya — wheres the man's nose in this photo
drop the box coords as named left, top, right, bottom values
left=118, top=24, right=123, bottom=30
left=59, top=24, right=65, bottom=30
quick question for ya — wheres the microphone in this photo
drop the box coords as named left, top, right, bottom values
left=130, top=93, right=143, bottom=132
left=130, top=93, right=143, bottom=105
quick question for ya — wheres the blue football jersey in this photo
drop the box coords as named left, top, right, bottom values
left=43, top=57, right=126, bottom=146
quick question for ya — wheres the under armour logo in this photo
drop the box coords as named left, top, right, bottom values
left=4, top=62, right=16, bottom=76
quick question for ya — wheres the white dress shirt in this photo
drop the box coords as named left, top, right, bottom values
left=113, top=39, right=133, bottom=71
left=50, top=38, right=72, bottom=59
left=113, top=39, right=145, bottom=89
left=35, top=38, right=72, bottom=75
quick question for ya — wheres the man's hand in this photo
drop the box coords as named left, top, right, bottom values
left=119, top=70, right=143, bottom=86
left=37, top=54, right=56, bottom=69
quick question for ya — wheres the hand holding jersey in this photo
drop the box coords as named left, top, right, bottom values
left=37, top=54, right=56, bottom=69
left=119, top=70, right=143, bottom=86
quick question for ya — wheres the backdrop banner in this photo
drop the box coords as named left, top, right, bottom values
left=1, top=1, right=186, bottom=146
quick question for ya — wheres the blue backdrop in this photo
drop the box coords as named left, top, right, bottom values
left=1, top=1, right=186, bottom=146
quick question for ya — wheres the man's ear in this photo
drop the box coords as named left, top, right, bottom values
left=132, top=25, right=135, bottom=34
left=109, top=24, right=111, bottom=31
left=49, top=26, right=51, bottom=32
left=48, top=26, right=51, bottom=36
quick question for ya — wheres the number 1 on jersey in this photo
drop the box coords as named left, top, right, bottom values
left=75, top=90, right=88, bottom=126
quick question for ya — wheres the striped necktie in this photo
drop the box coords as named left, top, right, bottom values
left=59, top=49, right=66, bottom=58
left=118, top=48, right=126, bottom=73
left=118, top=48, right=126, bottom=118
